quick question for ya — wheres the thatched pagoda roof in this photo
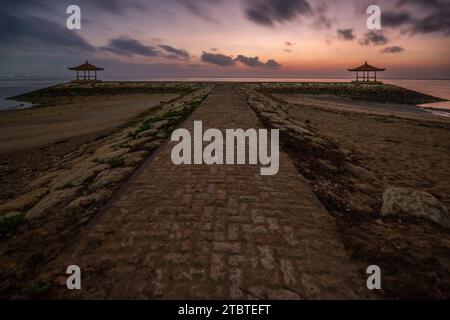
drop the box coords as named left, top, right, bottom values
left=348, top=61, right=385, bottom=72
left=68, top=60, right=104, bottom=71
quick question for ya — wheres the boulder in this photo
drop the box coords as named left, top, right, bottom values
left=268, top=117, right=290, bottom=126
left=0, top=211, right=22, bottom=219
left=26, top=187, right=82, bottom=219
left=156, top=131, right=170, bottom=139
left=50, top=164, right=109, bottom=190
left=151, top=120, right=169, bottom=131
left=126, top=136, right=153, bottom=149
left=135, top=128, right=158, bottom=139
left=94, top=145, right=114, bottom=155
left=346, top=164, right=377, bottom=182
left=28, top=170, right=66, bottom=189
left=105, top=137, right=132, bottom=149
left=67, top=189, right=114, bottom=209
left=72, top=158, right=104, bottom=170
left=91, top=167, right=134, bottom=190
left=0, top=187, right=48, bottom=214
left=317, top=159, right=339, bottom=173
left=260, top=111, right=277, bottom=118
left=251, top=102, right=268, bottom=112
left=120, top=151, right=148, bottom=166
left=144, top=139, right=165, bottom=151
left=381, top=187, right=450, bottom=228
left=68, top=154, right=94, bottom=167
left=285, top=124, right=314, bottom=136
left=94, top=148, right=130, bottom=163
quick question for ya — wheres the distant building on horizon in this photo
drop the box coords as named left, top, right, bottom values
left=348, top=61, right=385, bottom=84
left=68, top=60, right=104, bottom=82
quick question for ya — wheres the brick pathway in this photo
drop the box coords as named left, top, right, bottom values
left=49, top=84, right=371, bottom=299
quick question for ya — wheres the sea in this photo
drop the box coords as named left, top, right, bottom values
left=1, top=77, right=449, bottom=115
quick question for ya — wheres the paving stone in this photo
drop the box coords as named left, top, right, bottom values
left=46, top=85, right=372, bottom=299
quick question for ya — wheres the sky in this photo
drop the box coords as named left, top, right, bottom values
left=0, top=0, right=449, bottom=79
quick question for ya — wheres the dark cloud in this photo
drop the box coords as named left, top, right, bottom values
left=311, top=14, right=333, bottom=30
left=382, top=12, right=412, bottom=27
left=87, top=0, right=148, bottom=14
left=245, top=0, right=312, bottom=26
left=201, top=52, right=236, bottom=66
left=381, top=46, right=405, bottom=53
left=396, top=0, right=450, bottom=36
left=360, top=31, right=389, bottom=45
left=235, top=55, right=281, bottom=68
left=89, top=0, right=130, bottom=14
left=265, top=59, right=282, bottom=68
left=201, top=52, right=282, bottom=68
left=2, top=0, right=148, bottom=15
left=0, top=12, right=94, bottom=52
left=235, top=55, right=265, bottom=67
left=412, top=11, right=450, bottom=36
left=337, top=29, right=355, bottom=41
left=1, top=0, right=49, bottom=12
left=173, top=0, right=223, bottom=22
left=159, top=45, right=190, bottom=60
left=285, top=41, right=293, bottom=46
left=311, top=2, right=333, bottom=30
left=101, top=37, right=160, bottom=57
left=102, top=38, right=193, bottom=60
left=396, top=0, right=443, bottom=8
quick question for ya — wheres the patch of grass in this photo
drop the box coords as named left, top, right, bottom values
left=186, top=99, right=203, bottom=109
left=23, top=281, right=51, bottom=297
left=106, top=158, right=125, bottom=168
left=0, top=213, right=25, bottom=236
left=142, top=116, right=163, bottom=126
left=62, top=182, right=74, bottom=188
left=161, top=125, right=178, bottom=136
left=130, top=94, right=208, bottom=139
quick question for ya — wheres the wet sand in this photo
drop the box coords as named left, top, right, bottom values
left=0, top=94, right=177, bottom=151
left=277, top=93, right=448, bottom=119
left=275, top=93, right=450, bottom=208
left=255, top=91, right=450, bottom=298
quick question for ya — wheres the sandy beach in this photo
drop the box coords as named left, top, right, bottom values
left=0, top=94, right=178, bottom=151
left=275, top=93, right=450, bottom=207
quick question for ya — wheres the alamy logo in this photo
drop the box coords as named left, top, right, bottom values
left=171, top=121, right=279, bottom=175
left=66, top=265, right=81, bottom=290
left=66, top=5, right=81, bottom=30
left=366, top=265, right=381, bottom=290
left=366, top=5, right=381, bottom=30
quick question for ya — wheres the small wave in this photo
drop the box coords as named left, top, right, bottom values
left=420, top=107, right=450, bottom=118
left=0, top=100, right=33, bottom=111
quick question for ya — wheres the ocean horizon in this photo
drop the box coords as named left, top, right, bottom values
left=1, top=77, right=449, bottom=111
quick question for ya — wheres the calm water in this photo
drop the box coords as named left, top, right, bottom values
left=0, top=78, right=67, bottom=110
left=1, top=77, right=449, bottom=112
left=383, top=79, right=450, bottom=112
